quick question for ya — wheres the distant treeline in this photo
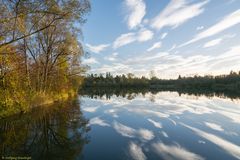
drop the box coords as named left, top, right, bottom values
left=82, top=71, right=240, bottom=94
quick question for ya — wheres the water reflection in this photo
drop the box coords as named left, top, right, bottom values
left=181, top=123, right=240, bottom=160
left=81, top=91, right=240, bottom=160
left=152, top=142, right=204, bottom=160
left=0, top=100, right=90, bottom=160
left=1, top=91, right=240, bottom=160
left=129, top=142, right=146, bottom=160
left=80, top=87, right=240, bottom=100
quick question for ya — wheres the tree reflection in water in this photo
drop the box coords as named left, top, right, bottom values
left=0, top=99, right=90, bottom=160
left=80, top=87, right=240, bottom=100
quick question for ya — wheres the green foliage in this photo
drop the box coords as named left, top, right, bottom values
left=0, top=0, right=91, bottom=118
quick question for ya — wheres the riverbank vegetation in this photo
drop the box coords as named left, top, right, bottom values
left=0, top=0, right=90, bottom=117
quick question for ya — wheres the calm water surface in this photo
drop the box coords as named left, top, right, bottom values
left=1, top=92, right=240, bottom=160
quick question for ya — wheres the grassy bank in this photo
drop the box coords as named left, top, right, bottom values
left=0, top=90, right=77, bottom=118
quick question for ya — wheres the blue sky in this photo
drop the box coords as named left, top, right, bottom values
left=81, top=0, right=240, bottom=78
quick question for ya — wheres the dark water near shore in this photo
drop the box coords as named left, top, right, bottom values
left=1, top=91, right=240, bottom=160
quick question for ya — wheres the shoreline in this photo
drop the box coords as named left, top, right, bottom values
left=0, top=91, right=78, bottom=119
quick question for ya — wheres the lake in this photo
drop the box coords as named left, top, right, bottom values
left=1, top=91, right=240, bottom=160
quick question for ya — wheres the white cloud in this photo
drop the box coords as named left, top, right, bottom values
left=147, top=42, right=162, bottom=52
left=167, top=44, right=177, bottom=52
left=152, top=142, right=204, bottom=160
left=104, top=52, right=119, bottom=61
left=124, top=0, right=146, bottom=29
left=151, top=0, right=208, bottom=30
left=161, top=32, right=168, bottom=39
left=105, top=57, right=116, bottom=61
left=143, top=19, right=149, bottom=24
left=85, top=43, right=109, bottom=53
left=138, top=29, right=154, bottom=42
left=125, top=44, right=240, bottom=78
left=89, top=117, right=110, bottom=127
left=82, top=57, right=99, bottom=64
left=197, top=26, right=204, bottom=30
left=113, top=52, right=119, bottom=56
left=204, top=122, right=224, bottom=131
left=147, top=118, right=162, bottom=128
left=129, top=142, right=146, bottom=160
left=91, top=63, right=131, bottom=74
left=91, top=44, right=240, bottom=79
left=113, top=33, right=136, bottom=49
left=182, top=123, right=240, bottom=159
left=203, top=38, right=222, bottom=48
left=113, top=29, right=153, bottom=49
left=181, top=9, right=240, bottom=46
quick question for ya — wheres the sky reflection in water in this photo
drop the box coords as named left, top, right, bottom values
left=80, top=92, right=240, bottom=160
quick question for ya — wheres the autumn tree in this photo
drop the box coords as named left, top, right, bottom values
left=0, top=0, right=90, bottom=117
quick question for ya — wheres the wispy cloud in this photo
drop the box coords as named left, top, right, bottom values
left=92, top=44, right=240, bottom=78
left=124, top=0, right=146, bottom=29
left=147, top=41, right=162, bottom=52
left=151, top=0, right=208, bottom=30
left=82, top=57, right=99, bottom=64
left=196, top=26, right=204, bottom=31
left=203, top=38, right=222, bottom=48
left=181, top=9, right=240, bottom=47
left=138, top=29, right=154, bottom=42
left=104, top=52, right=119, bottom=61
left=167, top=44, right=177, bottom=52
left=113, top=29, right=153, bottom=49
left=113, top=33, right=136, bottom=49
left=85, top=43, right=110, bottom=53
left=91, top=63, right=131, bottom=74
left=161, top=32, right=168, bottom=39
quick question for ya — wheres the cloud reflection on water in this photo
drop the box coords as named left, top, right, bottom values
left=113, top=121, right=155, bottom=141
left=129, top=142, right=146, bottom=160
left=181, top=123, right=240, bottom=159
left=152, top=142, right=204, bottom=160
left=147, top=118, right=162, bottom=128
left=82, top=92, right=240, bottom=125
left=81, top=92, right=240, bottom=160
left=89, top=117, right=110, bottom=127
left=204, top=122, right=224, bottom=131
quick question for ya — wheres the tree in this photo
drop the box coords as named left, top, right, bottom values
left=0, top=0, right=90, bottom=47
left=0, top=0, right=91, bottom=116
left=149, top=70, right=157, bottom=80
